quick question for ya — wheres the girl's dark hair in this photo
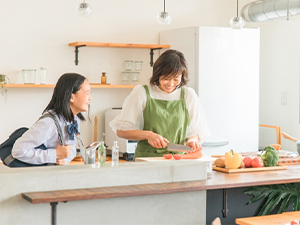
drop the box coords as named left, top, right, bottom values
left=43, top=73, right=86, bottom=122
left=150, top=49, right=189, bottom=88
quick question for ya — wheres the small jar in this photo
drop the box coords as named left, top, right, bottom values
left=121, top=72, right=130, bottom=84
left=135, top=61, right=143, bottom=71
left=40, top=67, right=46, bottom=84
left=101, top=72, right=107, bottom=84
left=130, top=72, right=139, bottom=84
left=124, top=60, right=133, bottom=71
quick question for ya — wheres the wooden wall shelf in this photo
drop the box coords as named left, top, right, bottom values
left=5, top=84, right=135, bottom=89
left=68, top=41, right=170, bottom=66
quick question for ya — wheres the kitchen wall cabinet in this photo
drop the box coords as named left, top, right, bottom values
left=68, top=42, right=170, bottom=66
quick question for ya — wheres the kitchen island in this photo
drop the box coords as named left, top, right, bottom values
left=1, top=158, right=299, bottom=225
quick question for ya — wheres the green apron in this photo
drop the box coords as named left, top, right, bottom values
left=134, top=85, right=191, bottom=160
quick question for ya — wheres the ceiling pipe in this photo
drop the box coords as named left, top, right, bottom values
left=241, top=0, right=300, bottom=22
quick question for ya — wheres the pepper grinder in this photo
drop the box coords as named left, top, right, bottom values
left=101, top=72, right=107, bottom=84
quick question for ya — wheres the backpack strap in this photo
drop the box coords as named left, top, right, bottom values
left=3, top=112, right=65, bottom=167
left=39, top=112, right=65, bottom=146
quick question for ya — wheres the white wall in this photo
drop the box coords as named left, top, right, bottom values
left=0, top=0, right=300, bottom=152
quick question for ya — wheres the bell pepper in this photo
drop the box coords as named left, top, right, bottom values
left=225, top=149, right=242, bottom=169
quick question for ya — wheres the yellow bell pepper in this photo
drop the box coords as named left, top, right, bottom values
left=225, top=149, right=242, bottom=169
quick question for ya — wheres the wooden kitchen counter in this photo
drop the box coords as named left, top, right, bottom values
left=178, top=165, right=300, bottom=190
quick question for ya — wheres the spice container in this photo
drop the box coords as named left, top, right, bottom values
left=130, top=72, right=139, bottom=84
left=101, top=72, right=107, bottom=84
left=40, top=67, right=46, bottom=84
left=135, top=61, right=143, bottom=71
left=124, top=60, right=133, bottom=71
left=121, top=72, right=130, bottom=84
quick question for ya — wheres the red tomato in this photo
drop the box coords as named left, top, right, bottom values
left=163, top=154, right=173, bottom=159
left=291, top=220, right=299, bottom=225
left=251, top=157, right=263, bottom=168
left=243, top=157, right=252, bottom=168
left=173, top=154, right=183, bottom=160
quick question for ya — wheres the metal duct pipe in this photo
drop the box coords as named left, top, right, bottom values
left=241, top=0, right=300, bottom=22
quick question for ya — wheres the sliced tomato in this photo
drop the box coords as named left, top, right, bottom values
left=291, top=220, right=299, bottom=225
left=163, top=154, right=173, bottom=159
left=173, top=154, right=183, bottom=160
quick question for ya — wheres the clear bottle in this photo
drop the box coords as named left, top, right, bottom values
left=111, top=141, right=119, bottom=167
left=40, top=67, right=46, bottom=84
left=101, top=72, right=107, bottom=84
left=98, top=141, right=106, bottom=166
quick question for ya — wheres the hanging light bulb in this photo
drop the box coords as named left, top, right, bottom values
left=77, top=0, right=92, bottom=18
left=229, top=0, right=244, bottom=29
left=157, top=0, right=172, bottom=25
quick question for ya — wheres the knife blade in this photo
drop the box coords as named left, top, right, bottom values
left=167, top=143, right=193, bottom=152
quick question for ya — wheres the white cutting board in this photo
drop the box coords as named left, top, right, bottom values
left=135, top=156, right=215, bottom=162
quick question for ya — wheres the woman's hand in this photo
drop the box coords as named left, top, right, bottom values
left=186, top=141, right=202, bottom=152
left=147, top=132, right=169, bottom=149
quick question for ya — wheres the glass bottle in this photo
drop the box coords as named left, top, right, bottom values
left=101, top=72, right=107, bottom=84
left=98, top=141, right=106, bottom=166
left=111, top=141, right=119, bottom=167
left=40, top=67, right=46, bottom=84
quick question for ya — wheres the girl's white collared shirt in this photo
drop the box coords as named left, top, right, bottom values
left=12, top=112, right=79, bottom=165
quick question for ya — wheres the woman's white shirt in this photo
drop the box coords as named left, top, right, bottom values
left=109, top=84, right=210, bottom=143
left=12, top=113, right=78, bottom=165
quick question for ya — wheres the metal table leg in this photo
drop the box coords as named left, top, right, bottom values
left=50, top=202, right=58, bottom=225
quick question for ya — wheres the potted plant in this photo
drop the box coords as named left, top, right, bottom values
left=0, top=74, right=9, bottom=101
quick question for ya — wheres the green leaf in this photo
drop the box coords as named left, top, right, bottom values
left=244, top=183, right=299, bottom=216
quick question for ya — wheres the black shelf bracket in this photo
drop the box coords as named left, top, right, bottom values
left=74, top=45, right=86, bottom=66
left=150, top=48, right=162, bottom=67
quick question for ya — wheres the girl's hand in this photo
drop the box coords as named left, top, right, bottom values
left=148, top=132, right=169, bottom=149
left=56, top=143, right=70, bottom=159
left=186, top=141, right=202, bottom=152
left=56, top=158, right=65, bottom=166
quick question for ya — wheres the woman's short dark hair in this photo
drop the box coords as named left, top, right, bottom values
left=44, top=73, right=86, bottom=122
left=150, top=49, right=189, bottom=88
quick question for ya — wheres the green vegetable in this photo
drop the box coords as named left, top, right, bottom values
left=261, top=146, right=279, bottom=167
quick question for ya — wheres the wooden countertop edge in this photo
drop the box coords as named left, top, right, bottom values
left=22, top=175, right=300, bottom=204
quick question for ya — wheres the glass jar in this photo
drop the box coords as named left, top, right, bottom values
left=22, top=69, right=36, bottom=84
left=40, top=67, right=46, bottom=84
left=111, top=141, right=119, bottom=167
left=130, top=72, right=139, bottom=84
left=121, top=72, right=130, bottom=84
left=101, top=72, right=107, bottom=84
left=124, top=60, right=133, bottom=71
left=135, top=61, right=143, bottom=71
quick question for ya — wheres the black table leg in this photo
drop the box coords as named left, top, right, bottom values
left=50, top=202, right=58, bottom=225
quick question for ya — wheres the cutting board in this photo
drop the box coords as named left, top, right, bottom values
left=135, top=156, right=215, bottom=162
left=213, top=165, right=288, bottom=173
left=236, top=211, right=300, bottom=225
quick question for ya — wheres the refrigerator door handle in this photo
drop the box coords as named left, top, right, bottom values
left=202, top=141, right=229, bottom=147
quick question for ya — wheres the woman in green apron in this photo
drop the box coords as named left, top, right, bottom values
left=110, top=49, right=210, bottom=160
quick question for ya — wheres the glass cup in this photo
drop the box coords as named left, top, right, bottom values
left=22, top=69, right=36, bottom=84
left=135, top=61, right=143, bottom=71
left=124, top=60, right=133, bottom=71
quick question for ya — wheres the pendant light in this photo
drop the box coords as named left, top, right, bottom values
left=229, top=0, right=244, bottom=29
left=77, top=0, right=92, bottom=18
left=157, top=0, right=172, bottom=25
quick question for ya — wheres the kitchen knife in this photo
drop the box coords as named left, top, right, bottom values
left=167, top=143, right=193, bottom=152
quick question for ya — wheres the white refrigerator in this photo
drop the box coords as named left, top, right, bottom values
left=160, top=26, right=260, bottom=156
